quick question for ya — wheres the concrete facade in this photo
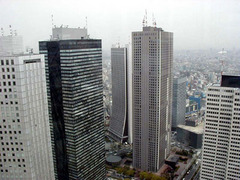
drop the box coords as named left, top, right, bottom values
left=200, top=75, right=240, bottom=180
left=132, top=26, right=173, bottom=172
left=0, top=54, right=54, bottom=179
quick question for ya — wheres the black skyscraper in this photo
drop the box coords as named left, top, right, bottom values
left=39, top=39, right=105, bottom=180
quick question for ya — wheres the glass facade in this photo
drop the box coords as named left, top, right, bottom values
left=39, top=39, right=105, bottom=180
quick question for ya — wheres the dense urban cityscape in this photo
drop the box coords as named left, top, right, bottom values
left=1, top=0, right=240, bottom=180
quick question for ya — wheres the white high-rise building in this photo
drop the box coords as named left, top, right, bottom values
left=201, top=74, right=240, bottom=180
left=0, top=54, right=55, bottom=179
left=132, top=26, right=173, bottom=172
left=109, top=46, right=132, bottom=144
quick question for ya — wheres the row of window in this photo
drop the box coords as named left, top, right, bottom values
left=1, top=59, right=14, bottom=66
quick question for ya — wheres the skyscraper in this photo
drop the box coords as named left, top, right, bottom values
left=39, top=30, right=105, bottom=180
left=109, top=46, right=130, bottom=143
left=0, top=54, right=54, bottom=179
left=172, top=77, right=187, bottom=130
left=132, top=26, right=173, bottom=172
left=200, top=74, right=240, bottom=180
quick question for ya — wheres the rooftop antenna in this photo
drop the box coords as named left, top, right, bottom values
left=218, top=48, right=227, bottom=84
left=1, top=28, right=4, bottom=36
left=51, top=15, right=54, bottom=27
left=9, top=25, right=13, bottom=36
left=85, top=17, right=88, bottom=29
left=118, top=36, right=120, bottom=48
left=145, top=9, right=148, bottom=26
left=142, top=14, right=145, bottom=27
left=152, top=13, right=156, bottom=27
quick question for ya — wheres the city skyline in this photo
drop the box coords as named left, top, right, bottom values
left=0, top=0, right=240, bottom=53
left=1, top=1, right=240, bottom=179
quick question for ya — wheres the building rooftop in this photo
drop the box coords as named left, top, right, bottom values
left=166, top=155, right=179, bottom=163
left=221, top=74, right=240, bottom=88
left=106, top=155, right=122, bottom=163
left=177, top=122, right=204, bottom=134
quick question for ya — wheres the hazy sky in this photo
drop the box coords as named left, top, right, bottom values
left=0, top=0, right=240, bottom=52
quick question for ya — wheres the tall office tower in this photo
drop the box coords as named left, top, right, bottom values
left=0, top=55, right=54, bottom=179
left=172, top=77, right=187, bottom=131
left=109, top=46, right=129, bottom=143
left=39, top=34, right=105, bottom=179
left=200, top=75, right=240, bottom=180
left=132, top=26, right=173, bottom=172
left=0, top=35, right=23, bottom=55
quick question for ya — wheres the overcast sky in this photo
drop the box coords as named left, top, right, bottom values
left=0, top=0, right=240, bottom=52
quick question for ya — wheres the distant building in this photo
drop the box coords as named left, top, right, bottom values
left=0, top=54, right=54, bottom=179
left=0, top=35, right=23, bottom=55
left=39, top=28, right=105, bottom=180
left=189, top=96, right=201, bottom=110
left=185, top=115, right=200, bottom=127
left=132, top=26, right=173, bottom=172
left=172, top=77, right=187, bottom=130
left=109, top=46, right=132, bottom=143
left=186, top=100, right=198, bottom=114
left=200, top=74, right=240, bottom=180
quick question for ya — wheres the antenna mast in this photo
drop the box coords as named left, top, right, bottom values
left=51, top=15, right=54, bottom=27
left=152, top=13, right=156, bottom=27
left=85, top=17, right=88, bottom=29
left=9, top=25, right=13, bottom=36
left=145, top=10, right=148, bottom=26
left=1, top=28, right=3, bottom=36
left=142, top=15, right=145, bottom=27
left=218, top=48, right=227, bottom=84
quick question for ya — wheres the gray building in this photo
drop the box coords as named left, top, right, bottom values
left=176, top=123, right=203, bottom=149
left=172, top=77, right=186, bottom=130
left=109, top=47, right=129, bottom=143
left=132, top=26, right=173, bottom=172
left=39, top=30, right=105, bottom=180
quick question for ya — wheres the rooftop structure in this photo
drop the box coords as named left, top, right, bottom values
left=52, top=26, right=88, bottom=40
left=0, top=35, right=23, bottom=55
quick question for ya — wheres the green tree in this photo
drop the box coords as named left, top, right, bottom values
left=116, top=167, right=124, bottom=174
left=140, top=171, right=148, bottom=179
left=126, top=169, right=135, bottom=176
